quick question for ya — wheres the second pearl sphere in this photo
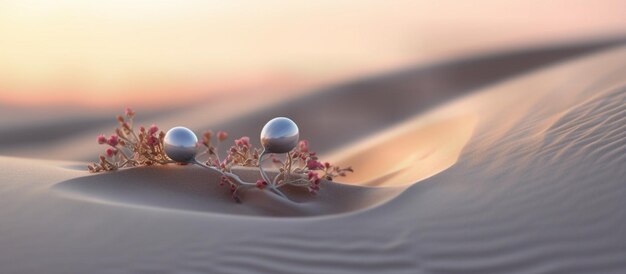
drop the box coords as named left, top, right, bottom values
left=260, top=117, right=299, bottom=153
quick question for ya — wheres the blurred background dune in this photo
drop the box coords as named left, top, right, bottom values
left=1, top=0, right=626, bottom=162
left=1, top=0, right=626, bottom=110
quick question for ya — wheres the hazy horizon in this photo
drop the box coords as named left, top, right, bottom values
left=1, top=0, right=626, bottom=109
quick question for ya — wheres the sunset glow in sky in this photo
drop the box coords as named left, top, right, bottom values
left=1, top=0, right=625, bottom=108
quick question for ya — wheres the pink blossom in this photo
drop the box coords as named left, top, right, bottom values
left=148, top=124, right=159, bottom=135
left=298, top=140, right=309, bottom=152
left=308, top=171, right=319, bottom=180
left=306, top=160, right=324, bottom=170
left=235, top=136, right=250, bottom=147
left=107, top=135, right=119, bottom=146
left=256, top=179, right=267, bottom=189
left=217, top=131, right=228, bottom=142
left=125, top=107, right=135, bottom=117
left=146, top=136, right=158, bottom=146
left=105, top=148, right=118, bottom=157
left=97, top=134, right=107, bottom=144
left=241, top=136, right=250, bottom=145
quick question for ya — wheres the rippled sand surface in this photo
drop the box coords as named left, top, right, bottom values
left=0, top=41, right=625, bottom=273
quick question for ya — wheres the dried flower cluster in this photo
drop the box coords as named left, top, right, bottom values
left=88, top=108, right=173, bottom=172
left=199, top=131, right=261, bottom=168
left=197, top=131, right=352, bottom=200
left=90, top=109, right=353, bottom=202
left=266, top=140, right=353, bottom=194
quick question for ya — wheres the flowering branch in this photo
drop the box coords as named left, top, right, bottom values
left=198, top=133, right=353, bottom=200
left=88, top=108, right=173, bottom=172
left=89, top=109, right=353, bottom=202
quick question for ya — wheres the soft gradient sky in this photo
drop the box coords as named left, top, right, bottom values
left=1, top=0, right=625, bottom=109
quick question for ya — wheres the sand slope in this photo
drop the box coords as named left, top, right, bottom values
left=1, top=42, right=626, bottom=273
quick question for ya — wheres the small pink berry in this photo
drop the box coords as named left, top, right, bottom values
left=148, top=124, right=159, bottom=135
left=307, top=160, right=324, bottom=170
left=235, top=136, right=250, bottom=147
left=97, top=134, right=107, bottom=144
left=241, top=136, right=250, bottom=146
left=105, top=148, right=118, bottom=157
left=217, top=131, right=228, bottom=142
left=107, top=135, right=119, bottom=146
left=307, top=171, right=320, bottom=182
left=256, top=180, right=267, bottom=189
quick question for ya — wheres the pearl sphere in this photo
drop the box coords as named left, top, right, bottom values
left=260, top=117, right=299, bottom=153
left=164, top=126, right=198, bottom=163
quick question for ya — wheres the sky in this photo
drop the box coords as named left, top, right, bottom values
left=1, top=0, right=625, bottom=109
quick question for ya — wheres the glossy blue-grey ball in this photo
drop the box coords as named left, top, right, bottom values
left=260, top=117, right=299, bottom=153
left=164, top=126, right=198, bottom=163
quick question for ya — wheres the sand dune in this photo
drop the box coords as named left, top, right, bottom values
left=1, top=38, right=623, bottom=161
left=1, top=41, right=625, bottom=273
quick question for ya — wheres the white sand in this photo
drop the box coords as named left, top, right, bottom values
left=0, top=41, right=625, bottom=273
